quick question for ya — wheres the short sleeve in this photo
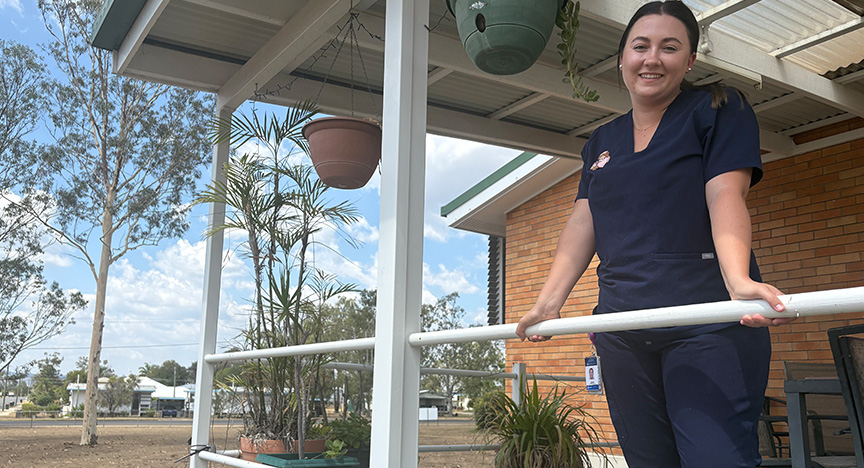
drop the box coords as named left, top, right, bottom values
left=701, top=89, right=763, bottom=186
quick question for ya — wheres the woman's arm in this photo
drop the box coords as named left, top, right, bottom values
left=515, top=199, right=596, bottom=341
left=705, top=168, right=795, bottom=326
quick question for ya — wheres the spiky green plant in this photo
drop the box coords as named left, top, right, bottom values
left=481, top=378, right=605, bottom=468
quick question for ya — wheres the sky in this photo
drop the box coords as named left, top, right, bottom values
left=1, top=1, right=523, bottom=378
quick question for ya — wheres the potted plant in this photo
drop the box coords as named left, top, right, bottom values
left=446, top=0, right=599, bottom=101
left=301, top=117, right=381, bottom=190
left=446, top=0, right=567, bottom=75
left=322, top=413, right=371, bottom=468
left=201, top=101, right=360, bottom=461
left=479, top=378, right=606, bottom=468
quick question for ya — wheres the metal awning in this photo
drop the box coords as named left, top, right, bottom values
left=92, top=0, right=864, bottom=161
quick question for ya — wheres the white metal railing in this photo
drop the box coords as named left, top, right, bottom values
left=200, top=288, right=864, bottom=365
left=193, top=286, right=864, bottom=466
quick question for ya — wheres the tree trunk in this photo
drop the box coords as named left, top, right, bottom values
left=80, top=207, right=114, bottom=446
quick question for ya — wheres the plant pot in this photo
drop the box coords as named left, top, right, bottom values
left=345, top=447, right=370, bottom=468
left=239, top=437, right=287, bottom=461
left=446, top=0, right=567, bottom=75
left=255, top=452, right=360, bottom=467
left=302, top=117, right=381, bottom=190
left=292, top=438, right=326, bottom=453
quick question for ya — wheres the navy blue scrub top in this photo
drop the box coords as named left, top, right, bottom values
left=577, top=88, right=763, bottom=327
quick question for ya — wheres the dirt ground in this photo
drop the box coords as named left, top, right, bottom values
left=0, top=421, right=493, bottom=468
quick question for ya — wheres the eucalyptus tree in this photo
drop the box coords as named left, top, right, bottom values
left=421, top=293, right=505, bottom=414
left=0, top=40, right=85, bottom=377
left=13, top=0, right=213, bottom=445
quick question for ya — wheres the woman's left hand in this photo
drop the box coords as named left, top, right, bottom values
left=729, top=279, right=797, bottom=327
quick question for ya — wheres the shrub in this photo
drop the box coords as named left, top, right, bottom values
left=472, top=389, right=505, bottom=430
left=326, top=413, right=371, bottom=449
left=21, top=403, right=42, bottom=417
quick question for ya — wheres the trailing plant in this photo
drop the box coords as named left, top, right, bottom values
left=480, top=378, right=606, bottom=468
left=556, top=0, right=599, bottom=102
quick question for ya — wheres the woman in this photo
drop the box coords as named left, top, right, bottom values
left=515, top=2, right=795, bottom=467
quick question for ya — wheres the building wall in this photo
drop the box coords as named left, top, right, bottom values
left=503, top=118, right=864, bottom=450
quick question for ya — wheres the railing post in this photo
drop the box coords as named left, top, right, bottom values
left=512, top=363, right=526, bottom=407
left=191, top=104, right=233, bottom=468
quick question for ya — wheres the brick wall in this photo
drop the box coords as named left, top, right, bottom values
left=503, top=117, right=864, bottom=451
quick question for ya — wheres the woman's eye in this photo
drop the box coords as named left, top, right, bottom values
left=633, top=45, right=648, bottom=51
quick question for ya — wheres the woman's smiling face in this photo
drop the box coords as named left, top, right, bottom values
left=620, top=14, right=697, bottom=107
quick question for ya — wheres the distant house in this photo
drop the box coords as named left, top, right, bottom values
left=418, top=390, right=448, bottom=412
left=66, top=376, right=192, bottom=416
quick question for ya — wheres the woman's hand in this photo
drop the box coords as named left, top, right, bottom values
left=515, top=307, right=560, bottom=342
left=728, top=278, right=796, bottom=327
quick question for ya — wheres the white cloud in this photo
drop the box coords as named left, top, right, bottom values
left=0, top=0, right=23, bottom=14
left=423, top=135, right=520, bottom=243
left=423, top=263, right=479, bottom=295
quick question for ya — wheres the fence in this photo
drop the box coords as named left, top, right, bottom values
left=189, top=287, right=864, bottom=467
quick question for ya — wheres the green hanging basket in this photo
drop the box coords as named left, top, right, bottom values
left=446, top=0, right=567, bottom=75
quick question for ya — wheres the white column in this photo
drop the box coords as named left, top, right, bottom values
left=511, top=363, right=526, bottom=407
left=190, top=105, right=233, bottom=468
left=369, top=0, right=429, bottom=467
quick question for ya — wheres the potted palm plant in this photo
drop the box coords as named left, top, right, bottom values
left=200, top=101, right=360, bottom=461
left=479, top=377, right=606, bottom=468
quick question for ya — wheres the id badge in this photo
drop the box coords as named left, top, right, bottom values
left=584, top=353, right=603, bottom=395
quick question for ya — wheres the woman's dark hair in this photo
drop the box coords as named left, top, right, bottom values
left=617, top=1, right=732, bottom=108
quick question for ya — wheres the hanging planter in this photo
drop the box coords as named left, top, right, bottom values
left=302, top=117, right=381, bottom=190
left=446, top=0, right=567, bottom=75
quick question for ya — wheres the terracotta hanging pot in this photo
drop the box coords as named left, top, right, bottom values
left=447, top=0, right=567, bottom=75
left=302, top=117, right=382, bottom=190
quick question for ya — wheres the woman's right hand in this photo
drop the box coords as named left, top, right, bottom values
left=515, top=306, right=561, bottom=342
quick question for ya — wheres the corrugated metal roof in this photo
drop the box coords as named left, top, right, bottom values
left=91, top=0, right=864, bottom=160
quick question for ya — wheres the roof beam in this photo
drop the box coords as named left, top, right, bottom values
left=256, top=74, right=586, bottom=159
left=215, top=0, right=376, bottom=110
left=354, top=14, right=634, bottom=114
left=113, top=0, right=170, bottom=74
left=835, top=69, right=864, bottom=85
left=752, top=93, right=800, bottom=113
left=182, top=0, right=286, bottom=26
left=487, top=93, right=550, bottom=120
left=772, top=18, right=864, bottom=59
left=427, top=67, right=453, bottom=86
left=578, top=0, right=864, bottom=118
left=696, top=0, right=762, bottom=25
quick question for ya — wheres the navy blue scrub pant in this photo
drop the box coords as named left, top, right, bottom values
left=595, top=325, right=771, bottom=468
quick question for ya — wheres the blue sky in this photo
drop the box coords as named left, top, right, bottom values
left=2, top=0, right=521, bottom=377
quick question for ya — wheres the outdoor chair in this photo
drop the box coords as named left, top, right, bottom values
left=824, top=324, right=864, bottom=468
left=783, top=361, right=853, bottom=458
left=759, top=395, right=791, bottom=465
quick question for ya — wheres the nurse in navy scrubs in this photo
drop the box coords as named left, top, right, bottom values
left=515, top=2, right=795, bottom=467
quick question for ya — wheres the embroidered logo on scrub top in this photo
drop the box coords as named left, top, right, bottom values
left=590, top=151, right=610, bottom=171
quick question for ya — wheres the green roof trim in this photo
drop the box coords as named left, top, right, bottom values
left=90, top=0, right=148, bottom=51
left=440, top=151, right=539, bottom=217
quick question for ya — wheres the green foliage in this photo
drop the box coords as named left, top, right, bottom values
left=69, top=404, right=84, bottom=418
left=141, top=409, right=157, bottom=418
left=420, top=293, right=505, bottom=413
left=98, top=374, right=139, bottom=415
left=556, top=1, right=599, bottom=102
left=138, top=360, right=194, bottom=385
left=0, top=39, right=47, bottom=185
left=199, top=101, right=360, bottom=449
left=29, top=353, right=65, bottom=407
left=21, top=402, right=42, bottom=414
left=480, top=378, right=605, bottom=468
left=325, top=413, right=371, bottom=449
left=472, top=389, right=506, bottom=430
left=323, top=439, right=348, bottom=459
